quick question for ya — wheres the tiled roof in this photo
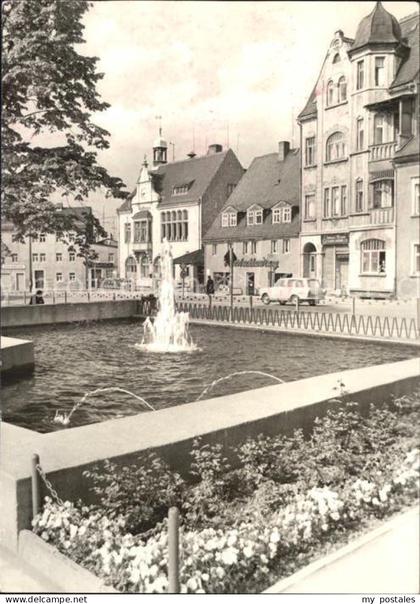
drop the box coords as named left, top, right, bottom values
left=351, top=1, right=402, bottom=53
left=298, top=85, right=318, bottom=120
left=393, top=135, right=420, bottom=161
left=118, top=190, right=135, bottom=213
left=390, top=13, right=419, bottom=89
left=203, top=149, right=300, bottom=242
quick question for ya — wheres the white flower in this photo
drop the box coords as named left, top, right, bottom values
left=129, top=566, right=140, bottom=584
left=227, top=532, right=237, bottom=547
left=270, top=528, right=280, bottom=544
left=243, top=545, right=254, bottom=559
left=215, top=566, right=225, bottom=579
left=221, top=547, right=238, bottom=565
left=69, top=524, right=78, bottom=540
left=186, top=576, right=199, bottom=591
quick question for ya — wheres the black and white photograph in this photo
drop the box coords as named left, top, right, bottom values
left=1, top=0, right=419, bottom=600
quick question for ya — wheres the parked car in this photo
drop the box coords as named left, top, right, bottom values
left=259, top=278, right=325, bottom=306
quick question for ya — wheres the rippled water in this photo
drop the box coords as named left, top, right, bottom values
left=2, top=319, right=417, bottom=433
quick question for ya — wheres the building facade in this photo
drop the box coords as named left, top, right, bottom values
left=298, top=2, right=419, bottom=298
left=117, top=134, right=244, bottom=291
left=203, top=142, right=301, bottom=294
left=1, top=207, right=118, bottom=292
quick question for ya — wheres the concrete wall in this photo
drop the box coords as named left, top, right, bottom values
left=1, top=337, right=34, bottom=376
left=2, top=300, right=139, bottom=328
left=1, top=357, right=418, bottom=552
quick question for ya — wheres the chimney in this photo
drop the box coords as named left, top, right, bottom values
left=187, top=151, right=197, bottom=159
left=207, top=144, right=223, bottom=155
left=278, top=141, right=290, bottom=162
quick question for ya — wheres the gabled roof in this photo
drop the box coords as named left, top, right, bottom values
left=298, top=84, right=318, bottom=120
left=222, top=205, right=238, bottom=213
left=203, top=149, right=300, bottom=242
left=390, top=13, right=419, bottom=89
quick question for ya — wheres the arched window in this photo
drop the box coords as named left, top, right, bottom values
left=361, top=239, right=386, bottom=274
left=332, top=53, right=341, bottom=64
left=326, top=131, right=347, bottom=162
left=338, top=76, right=347, bottom=102
left=140, top=255, right=149, bottom=278
left=326, top=80, right=334, bottom=107
left=125, top=256, right=137, bottom=278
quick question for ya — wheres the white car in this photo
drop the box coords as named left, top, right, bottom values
left=259, top=278, right=325, bottom=306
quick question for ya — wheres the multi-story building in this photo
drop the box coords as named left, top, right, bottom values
left=117, top=133, right=244, bottom=290
left=203, top=142, right=301, bottom=294
left=1, top=207, right=118, bottom=292
left=298, top=2, right=419, bottom=298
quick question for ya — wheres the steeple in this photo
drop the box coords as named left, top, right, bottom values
left=153, top=127, right=168, bottom=167
left=351, top=1, right=402, bottom=54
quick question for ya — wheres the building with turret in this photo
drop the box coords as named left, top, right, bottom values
left=117, top=133, right=244, bottom=290
left=298, top=1, right=419, bottom=298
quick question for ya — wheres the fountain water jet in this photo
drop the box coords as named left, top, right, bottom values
left=196, top=370, right=285, bottom=402
left=53, top=386, right=155, bottom=426
left=136, top=239, right=197, bottom=353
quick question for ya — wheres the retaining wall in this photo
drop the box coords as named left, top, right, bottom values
left=1, top=337, right=34, bottom=376
left=1, top=300, right=139, bottom=328
left=0, top=357, right=418, bottom=552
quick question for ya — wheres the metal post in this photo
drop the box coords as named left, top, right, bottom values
left=295, top=297, right=299, bottom=314
left=64, top=290, right=67, bottom=304
left=31, top=453, right=41, bottom=519
left=352, top=296, right=356, bottom=318
left=24, top=291, right=27, bottom=305
left=168, top=507, right=180, bottom=593
left=52, top=291, right=56, bottom=305
left=250, top=295, right=253, bottom=309
left=229, top=243, right=234, bottom=310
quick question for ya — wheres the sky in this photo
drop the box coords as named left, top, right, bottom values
left=71, top=0, right=417, bottom=224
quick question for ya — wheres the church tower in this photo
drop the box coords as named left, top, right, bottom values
left=152, top=128, right=168, bottom=167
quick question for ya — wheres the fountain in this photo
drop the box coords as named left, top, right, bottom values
left=196, top=371, right=285, bottom=402
left=136, top=239, right=197, bottom=353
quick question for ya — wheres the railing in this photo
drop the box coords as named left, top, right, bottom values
left=137, top=299, right=419, bottom=342
left=350, top=207, right=394, bottom=228
left=369, top=141, right=398, bottom=161
left=0, top=288, right=152, bottom=307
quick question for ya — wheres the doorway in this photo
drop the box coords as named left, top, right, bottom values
left=34, top=270, right=45, bottom=289
left=335, top=255, right=349, bottom=292
left=303, top=243, right=317, bottom=278
left=16, top=273, right=25, bottom=291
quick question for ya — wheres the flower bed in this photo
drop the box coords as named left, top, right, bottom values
left=33, top=391, right=420, bottom=593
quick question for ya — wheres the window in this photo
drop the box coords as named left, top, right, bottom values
left=331, top=186, right=340, bottom=216
left=338, top=76, right=347, bottom=102
left=31, top=234, right=38, bottom=242
left=32, top=253, right=39, bottom=262
left=134, top=220, right=149, bottom=243
left=212, top=244, right=217, bottom=256
left=56, top=233, right=61, bottom=242
left=140, top=255, right=149, bottom=278
left=356, top=118, right=364, bottom=150
left=355, top=179, right=364, bottom=213
left=11, top=253, right=18, bottom=262
left=271, top=240, right=278, bottom=254
left=282, top=239, right=290, bottom=254
left=161, top=211, right=188, bottom=241
left=375, top=57, right=385, bottom=86
left=326, top=80, right=334, bottom=106
left=251, top=241, right=257, bottom=254
left=56, top=252, right=62, bottom=262
left=173, top=183, right=191, bottom=196
left=412, top=179, right=419, bottom=215
left=305, top=137, right=316, bottom=166
left=326, top=131, right=347, bottom=161
left=125, top=256, right=137, bottom=276
left=243, top=241, right=248, bottom=254
left=39, top=234, right=46, bottom=243
left=356, top=60, right=364, bottom=90
left=69, top=251, right=76, bottom=262
left=69, top=272, right=76, bottom=282
left=341, top=185, right=347, bottom=216
left=273, top=208, right=281, bottom=223
left=282, top=206, right=291, bottom=223
left=361, top=239, right=386, bottom=274
left=108, top=253, right=114, bottom=262
left=323, top=189, right=330, bottom=218
left=304, top=194, right=315, bottom=220
left=374, top=114, right=384, bottom=144
left=68, top=234, right=75, bottom=243
left=40, top=253, right=46, bottom=262
left=227, top=184, right=236, bottom=196
left=413, top=244, right=420, bottom=275
left=124, top=223, right=131, bottom=243
left=372, top=180, right=393, bottom=208
left=56, top=273, right=63, bottom=283
left=247, top=209, right=263, bottom=225
left=222, top=212, right=237, bottom=227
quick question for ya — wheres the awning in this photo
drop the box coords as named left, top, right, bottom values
left=132, top=210, right=152, bottom=220
left=369, top=169, right=394, bottom=183
left=173, top=249, right=204, bottom=266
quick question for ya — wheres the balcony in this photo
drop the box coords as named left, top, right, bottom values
left=350, top=207, right=394, bottom=228
left=132, top=241, right=152, bottom=253
left=369, top=141, right=398, bottom=161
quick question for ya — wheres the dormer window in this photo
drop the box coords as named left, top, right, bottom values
left=222, top=211, right=237, bottom=227
left=173, top=182, right=193, bottom=196
left=247, top=207, right=263, bottom=226
left=273, top=205, right=292, bottom=223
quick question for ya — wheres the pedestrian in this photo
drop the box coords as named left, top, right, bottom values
left=29, top=289, right=45, bottom=305
left=206, top=275, right=215, bottom=303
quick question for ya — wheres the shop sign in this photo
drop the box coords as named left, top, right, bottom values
left=233, top=257, right=279, bottom=268
left=321, top=233, right=349, bottom=246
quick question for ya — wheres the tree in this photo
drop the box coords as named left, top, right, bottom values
left=1, top=0, right=128, bottom=241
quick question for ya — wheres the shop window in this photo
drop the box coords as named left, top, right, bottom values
left=361, top=239, right=386, bottom=274
left=326, top=132, right=347, bottom=162
left=372, top=180, right=393, bottom=208
left=355, top=179, right=364, bottom=213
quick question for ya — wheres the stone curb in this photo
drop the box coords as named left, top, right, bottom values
left=264, top=507, right=419, bottom=593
